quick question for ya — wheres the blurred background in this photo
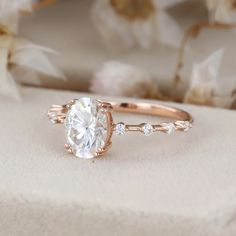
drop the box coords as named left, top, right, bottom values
left=1, top=0, right=236, bottom=108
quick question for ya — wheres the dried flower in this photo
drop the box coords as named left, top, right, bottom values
left=184, top=49, right=236, bottom=108
left=90, top=61, right=162, bottom=99
left=110, top=0, right=155, bottom=21
left=0, top=35, right=64, bottom=100
left=91, top=0, right=183, bottom=49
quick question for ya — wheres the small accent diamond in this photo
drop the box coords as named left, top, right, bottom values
left=115, top=122, right=126, bottom=135
left=142, top=123, right=153, bottom=136
left=161, top=123, right=175, bottom=134
left=183, top=121, right=190, bottom=131
left=175, top=120, right=191, bottom=131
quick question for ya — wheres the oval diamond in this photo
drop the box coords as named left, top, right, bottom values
left=64, top=98, right=109, bottom=159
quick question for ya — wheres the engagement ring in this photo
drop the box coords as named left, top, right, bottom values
left=47, top=97, right=193, bottom=159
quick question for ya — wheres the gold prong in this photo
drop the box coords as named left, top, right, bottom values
left=65, top=144, right=73, bottom=154
left=66, top=99, right=76, bottom=109
left=95, top=142, right=112, bottom=157
left=98, top=101, right=113, bottom=112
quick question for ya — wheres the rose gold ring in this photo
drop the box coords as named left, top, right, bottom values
left=47, top=97, right=193, bottom=159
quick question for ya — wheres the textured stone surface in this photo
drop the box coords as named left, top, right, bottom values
left=0, top=88, right=236, bottom=236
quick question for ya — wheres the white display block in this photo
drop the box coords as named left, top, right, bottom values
left=0, top=87, right=236, bottom=235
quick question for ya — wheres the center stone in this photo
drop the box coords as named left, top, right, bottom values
left=64, top=97, right=109, bottom=159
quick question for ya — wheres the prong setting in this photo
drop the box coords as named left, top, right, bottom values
left=63, top=97, right=113, bottom=159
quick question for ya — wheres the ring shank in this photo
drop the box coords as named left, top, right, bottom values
left=48, top=100, right=193, bottom=133
left=110, top=102, right=193, bottom=122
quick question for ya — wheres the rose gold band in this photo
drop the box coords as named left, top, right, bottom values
left=110, top=101, right=193, bottom=133
left=48, top=100, right=193, bottom=133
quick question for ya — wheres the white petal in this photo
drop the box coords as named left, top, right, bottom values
left=0, top=65, right=21, bottom=100
left=11, top=47, right=65, bottom=79
left=0, top=0, right=32, bottom=12
left=157, top=11, right=182, bottom=48
left=90, top=61, right=161, bottom=98
left=190, top=49, right=224, bottom=88
left=91, top=0, right=134, bottom=49
left=214, top=1, right=231, bottom=23
left=183, top=49, right=236, bottom=108
left=0, top=38, right=21, bottom=100
left=0, top=0, right=32, bottom=33
left=91, top=0, right=184, bottom=49
left=131, top=17, right=154, bottom=49
left=12, top=38, right=58, bottom=55
left=11, top=68, right=41, bottom=85
left=206, top=0, right=234, bottom=23
left=0, top=10, right=19, bottom=33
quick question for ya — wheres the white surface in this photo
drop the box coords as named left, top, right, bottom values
left=0, top=87, right=236, bottom=235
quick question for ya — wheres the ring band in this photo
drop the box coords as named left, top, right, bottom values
left=47, top=97, right=193, bottom=159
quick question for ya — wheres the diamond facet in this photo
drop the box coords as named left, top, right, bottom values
left=64, top=98, right=108, bottom=159
left=142, top=123, right=153, bottom=136
left=115, top=122, right=126, bottom=135
left=161, top=123, right=175, bottom=134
